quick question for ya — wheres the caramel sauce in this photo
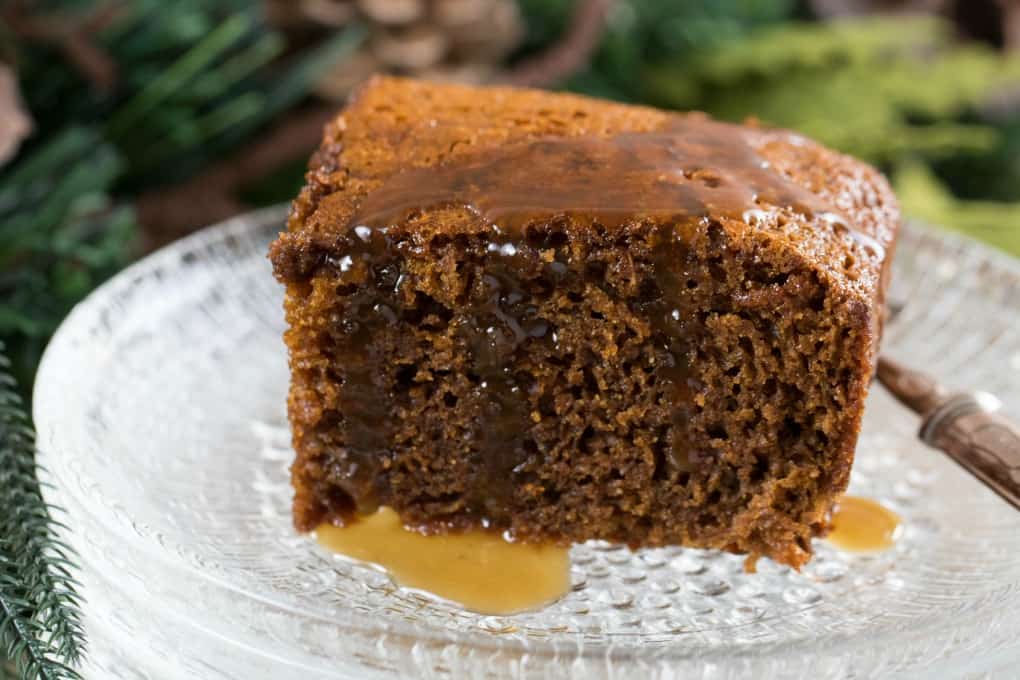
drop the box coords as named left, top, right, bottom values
left=316, top=507, right=571, bottom=614
left=827, top=496, right=901, bottom=553
left=355, top=116, right=835, bottom=230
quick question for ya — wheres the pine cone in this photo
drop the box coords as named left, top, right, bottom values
left=265, top=0, right=523, bottom=100
left=0, top=63, right=33, bottom=167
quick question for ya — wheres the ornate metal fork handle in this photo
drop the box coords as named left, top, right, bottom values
left=878, top=356, right=1020, bottom=512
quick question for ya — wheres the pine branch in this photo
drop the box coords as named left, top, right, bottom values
left=0, top=128, right=134, bottom=390
left=517, top=0, right=797, bottom=101
left=643, top=16, right=1020, bottom=165
left=136, top=104, right=336, bottom=250
left=0, top=344, right=86, bottom=679
left=894, top=160, right=1020, bottom=256
left=667, top=15, right=946, bottom=87
left=0, top=584, right=78, bottom=680
left=12, top=1, right=363, bottom=191
left=3, top=2, right=360, bottom=389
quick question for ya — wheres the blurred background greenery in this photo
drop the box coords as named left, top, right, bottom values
left=3, top=0, right=1020, bottom=393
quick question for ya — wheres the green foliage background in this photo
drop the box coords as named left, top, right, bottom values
left=1, top=0, right=363, bottom=392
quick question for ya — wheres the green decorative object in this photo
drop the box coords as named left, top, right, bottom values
left=519, top=0, right=797, bottom=101
left=0, top=128, right=134, bottom=394
left=895, top=160, right=1020, bottom=257
left=644, top=16, right=1020, bottom=164
left=0, top=0, right=364, bottom=393
left=0, top=344, right=84, bottom=680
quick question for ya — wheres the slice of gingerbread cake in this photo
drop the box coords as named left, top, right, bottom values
left=269, top=76, right=899, bottom=568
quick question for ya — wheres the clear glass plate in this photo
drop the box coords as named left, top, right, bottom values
left=34, top=206, right=1020, bottom=679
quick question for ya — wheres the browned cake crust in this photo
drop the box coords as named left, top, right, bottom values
left=270, top=76, right=899, bottom=568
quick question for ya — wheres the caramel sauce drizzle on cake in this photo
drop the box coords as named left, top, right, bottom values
left=355, top=117, right=836, bottom=228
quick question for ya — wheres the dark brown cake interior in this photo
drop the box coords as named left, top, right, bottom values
left=271, top=77, right=899, bottom=568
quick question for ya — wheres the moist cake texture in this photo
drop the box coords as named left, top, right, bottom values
left=270, top=76, right=899, bottom=568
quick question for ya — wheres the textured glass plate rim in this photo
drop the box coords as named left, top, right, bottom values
left=33, top=205, right=1020, bottom=667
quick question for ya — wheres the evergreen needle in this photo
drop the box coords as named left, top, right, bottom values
left=0, top=345, right=85, bottom=679
left=106, top=13, right=254, bottom=140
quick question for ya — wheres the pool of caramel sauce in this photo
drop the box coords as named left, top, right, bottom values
left=826, top=496, right=902, bottom=552
left=317, top=496, right=899, bottom=615
left=320, top=497, right=901, bottom=615
left=316, top=508, right=570, bottom=615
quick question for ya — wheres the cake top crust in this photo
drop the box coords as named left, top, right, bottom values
left=274, top=76, right=898, bottom=307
